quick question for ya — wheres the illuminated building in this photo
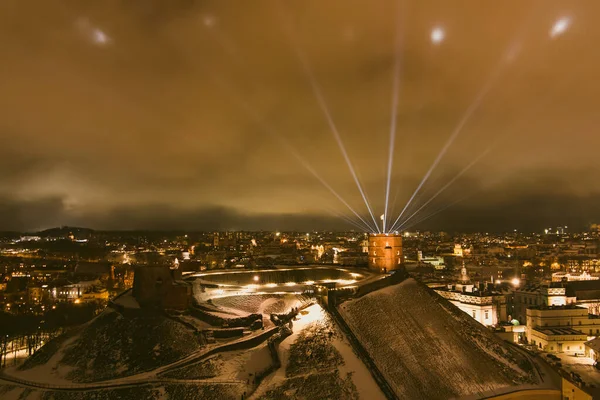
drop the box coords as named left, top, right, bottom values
left=417, top=251, right=446, bottom=270
left=368, top=233, right=402, bottom=272
left=435, top=283, right=507, bottom=326
left=552, top=271, right=600, bottom=282
left=454, top=243, right=463, bottom=257
left=526, top=305, right=600, bottom=354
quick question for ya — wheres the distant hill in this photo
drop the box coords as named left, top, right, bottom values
left=339, top=278, right=537, bottom=399
left=37, top=226, right=95, bottom=237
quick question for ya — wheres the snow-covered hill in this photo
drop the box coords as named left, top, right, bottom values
left=339, top=278, right=537, bottom=399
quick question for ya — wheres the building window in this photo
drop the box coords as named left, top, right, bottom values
left=591, top=330, right=593, bottom=335
left=579, top=321, right=582, bottom=325
left=485, top=311, right=489, bottom=320
left=567, top=346, right=570, bottom=350
left=472, top=311, right=476, bottom=318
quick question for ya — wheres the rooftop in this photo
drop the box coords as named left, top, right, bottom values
left=528, top=304, right=585, bottom=311
left=533, top=327, right=587, bottom=336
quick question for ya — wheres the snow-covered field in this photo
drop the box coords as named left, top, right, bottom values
left=339, top=278, right=536, bottom=400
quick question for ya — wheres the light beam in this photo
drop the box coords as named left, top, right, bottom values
left=396, top=148, right=490, bottom=230
left=277, top=5, right=381, bottom=233
left=383, top=3, right=404, bottom=233
left=211, top=75, right=379, bottom=233
left=389, top=61, right=504, bottom=233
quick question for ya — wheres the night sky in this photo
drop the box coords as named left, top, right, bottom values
left=1, top=1, right=599, bottom=232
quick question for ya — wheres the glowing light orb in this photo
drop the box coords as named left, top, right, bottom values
left=92, top=29, right=109, bottom=44
left=253, top=275, right=259, bottom=282
left=511, top=277, right=520, bottom=287
left=431, top=27, right=445, bottom=44
left=203, top=15, right=216, bottom=28
left=550, top=17, right=570, bottom=38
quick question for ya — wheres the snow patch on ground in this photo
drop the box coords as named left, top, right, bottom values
left=250, top=304, right=373, bottom=399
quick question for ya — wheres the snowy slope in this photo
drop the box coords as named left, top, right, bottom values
left=15, top=308, right=202, bottom=383
left=339, top=278, right=536, bottom=400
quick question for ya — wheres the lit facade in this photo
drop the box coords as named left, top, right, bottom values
left=368, top=233, right=402, bottom=272
left=526, top=305, right=600, bottom=354
left=435, top=284, right=507, bottom=326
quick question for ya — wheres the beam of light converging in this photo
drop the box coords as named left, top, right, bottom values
left=276, top=5, right=381, bottom=233
left=389, top=6, right=547, bottom=233
left=323, top=205, right=375, bottom=233
left=383, top=1, right=405, bottom=234
left=392, top=9, right=572, bottom=232
left=388, top=58, right=506, bottom=233
left=399, top=17, right=581, bottom=231
left=198, top=22, right=377, bottom=233
left=396, top=147, right=491, bottom=231
left=387, top=19, right=443, bottom=225
left=403, top=193, right=469, bottom=230
left=209, top=75, right=378, bottom=234
left=404, top=66, right=584, bottom=231
left=292, top=39, right=381, bottom=233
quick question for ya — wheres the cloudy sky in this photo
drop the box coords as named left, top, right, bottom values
left=0, top=0, right=599, bottom=232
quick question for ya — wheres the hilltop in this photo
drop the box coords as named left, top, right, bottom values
left=14, top=308, right=202, bottom=384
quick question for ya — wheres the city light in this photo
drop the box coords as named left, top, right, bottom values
left=253, top=275, right=260, bottom=282
left=511, top=278, right=520, bottom=287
